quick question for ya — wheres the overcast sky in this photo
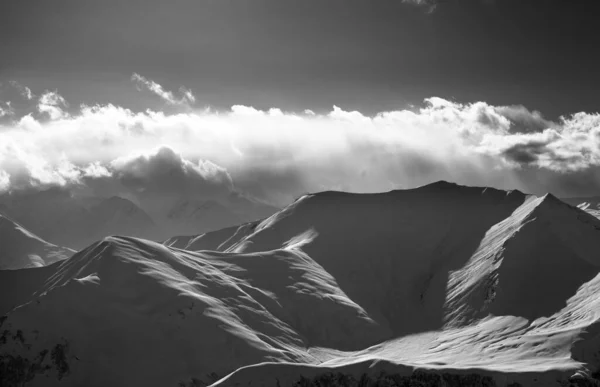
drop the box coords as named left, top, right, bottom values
left=1, top=0, right=600, bottom=204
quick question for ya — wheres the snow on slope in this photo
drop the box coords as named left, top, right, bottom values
left=222, top=182, right=535, bottom=337
left=0, top=236, right=389, bottom=387
left=4, top=182, right=600, bottom=386
left=0, top=214, right=74, bottom=270
left=164, top=221, right=259, bottom=252
left=561, top=196, right=600, bottom=220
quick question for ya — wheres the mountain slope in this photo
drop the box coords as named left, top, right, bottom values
left=561, top=196, right=600, bottom=219
left=0, top=214, right=74, bottom=270
left=0, top=236, right=389, bottom=387
left=164, top=221, right=259, bottom=252
left=3, top=182, right=600, bottom=386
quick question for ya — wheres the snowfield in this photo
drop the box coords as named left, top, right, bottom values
left=2, top=182, right=600, bottom=386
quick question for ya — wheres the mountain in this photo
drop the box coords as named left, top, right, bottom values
left=87, top=196, right=159, bottom=243
left=0, top=214, right=74, bottom=270
left=0, top=188, right=91, bottom=249
left=0, top=189, right=278, bottom=249
left=160, top=195, right=278, bottom=240
left=164, top=221, right=259, bottom=251
left=0, top=191, right=157, bottom=249
left=164, top=198, right=243, bottom=236
left=561, top=196, right=600, bottom=219
left=3, top=182, right=600, bottom=386
left=223, top=192, right=280, bottom=223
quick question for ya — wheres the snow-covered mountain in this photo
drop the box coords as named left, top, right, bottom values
left=0, top=214, right=74, bottom=270
left=158, top=194, right=278, bottom=239
left=0, top=189, right=278, bottom=249
left=3, top=182, right=600, bottom=386
left=87, top=196, right=159, bottom=243
left=164, top=198, right=243, bottom=236
left=0, top=191, right=157, bottom=249
left=561, top=196, right=600, bottom=219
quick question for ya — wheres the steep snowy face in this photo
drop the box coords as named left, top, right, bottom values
left=0, top=214, right=74, bottom=270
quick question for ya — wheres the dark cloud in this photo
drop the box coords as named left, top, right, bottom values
left=501, top=140, right=550, bottom=165
left=496, top=105, right=554, bottom=133
left=111, top=146, right=233, bottom=198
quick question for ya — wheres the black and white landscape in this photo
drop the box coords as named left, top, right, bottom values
left=2, top=1, right=600, bottom=386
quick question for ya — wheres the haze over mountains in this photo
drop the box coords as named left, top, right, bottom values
left=0, top=188, right=277, bottom=250
left=3, top=182, right=600, bottom=386
left=0, top=214, right=74, bottom=270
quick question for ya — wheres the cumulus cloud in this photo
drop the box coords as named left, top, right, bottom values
left=37, top=90, right=69, bottom=120
left=0, top=94, right=599, bottom=203
left=110, top=145, right=233, bottom=196
left=496, top=105, right=554, bottom=133
left=131, top=73, right=196, bottom=106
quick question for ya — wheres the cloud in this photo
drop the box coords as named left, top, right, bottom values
left=9, top=81, right=34, bottom=100
left=0, top=170, right=9, bottom=192
left=131, top=73, right=196, bottom=106
left=110, top=145, right=232, bottom=197
left=1, top=94, right=600, bottom=203
left=0, top=102, right=14, bottom=118
left=402, top=0, right=437, bottom=12
left=37, top=90, right=69, bottom=120
left=496, top=105, right=554, bottom=133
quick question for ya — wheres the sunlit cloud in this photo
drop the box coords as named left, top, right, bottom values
left=1, top=81, right=600, bottom=203
left=37, top=90, right=69, bottom=120
left=131, top=73, right=196, bottom=107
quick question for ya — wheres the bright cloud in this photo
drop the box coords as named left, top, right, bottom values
left=131, top=73, right=196, bottom=107
left=37, top=90, right=69, bottom=120
left=0, top=91, right=599, bottom=203
left=0, top=170, right=9, bottom=192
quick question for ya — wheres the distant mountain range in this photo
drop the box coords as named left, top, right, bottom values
left=0, top=214, right=74, bottom=270
left=3, top=182, right=600, bottom=386
left=0, top=188, right=278, bottom=250
left=561, top=196, right=600, bottom=218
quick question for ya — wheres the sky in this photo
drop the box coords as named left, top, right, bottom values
left=1, top=0, right=600, bottom=205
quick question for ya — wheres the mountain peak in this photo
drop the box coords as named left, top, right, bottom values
left=419, top=180, right=462, bottom=190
